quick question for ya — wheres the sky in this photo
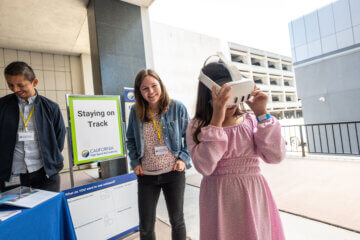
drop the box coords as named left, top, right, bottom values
left=149, top=0, right=335, bottom=57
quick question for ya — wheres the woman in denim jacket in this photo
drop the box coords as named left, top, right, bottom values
left=126, top=69, right=191, bottom=240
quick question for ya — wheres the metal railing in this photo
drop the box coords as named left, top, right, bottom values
left=281, top=121, right=360, bottom=157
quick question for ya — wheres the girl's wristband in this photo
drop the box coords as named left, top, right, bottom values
left=256, top=113, right=271, bottom=122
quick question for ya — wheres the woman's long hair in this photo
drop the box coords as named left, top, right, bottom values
left=192, top=62, right=245, bottom=144
left=134, top=69, right=170, bottom=122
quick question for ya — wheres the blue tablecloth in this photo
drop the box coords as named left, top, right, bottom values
left=0, top=192, right=77, bottom=240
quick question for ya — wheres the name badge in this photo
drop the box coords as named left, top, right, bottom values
left=18, top=131, right=35, bottom=141
left=155, top=145, right=169, bottom=156
left=5, top=175, right=21, bottom=187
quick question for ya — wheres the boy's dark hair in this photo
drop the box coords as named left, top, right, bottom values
left=4, top=61, right=36, bottom=82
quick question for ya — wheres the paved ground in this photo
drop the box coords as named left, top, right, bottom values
left=60, top=169, right=98, bottom=190
left=263, top=153, right=360, bottom=232
left=121, top=220, right=190, bottom=240
left=157, top=184, right=360, bottom=240
left=186, top=153, right=360, bottom=233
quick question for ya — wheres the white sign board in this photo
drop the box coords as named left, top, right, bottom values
left=67, top=95, right=125, bottom=165
left=64, top=174, right=139, bottom=240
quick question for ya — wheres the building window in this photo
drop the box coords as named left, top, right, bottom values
left=268, top=61, right=278, bottom=69
left=296, top=111, right=303, bottom=118
left=272, top=112, right=282, bottom=120
left=252, top=61, right=260, bottom=66
left=285, top=111, right=295, bottom=119
left=251, top=58, right=262, bottom=66
left=270, top=80, right=278, bottom=85
left=231, top=54, right=245, bottom=63
left=282, top=63, right=292, bottom=72
left=272, top=96, right=280, bottom=102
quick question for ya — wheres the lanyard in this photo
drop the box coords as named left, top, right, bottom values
left=148, top=108, right=162, bottom=143
left=19, top=106, right=34, bottom=132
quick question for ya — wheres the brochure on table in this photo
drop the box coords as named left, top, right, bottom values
left=0, top=186, right=58, bottom=208
left=0, top=210, right=21, bottom=222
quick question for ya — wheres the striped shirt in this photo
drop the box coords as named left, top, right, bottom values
left=11, top=94, right=43, bottom=174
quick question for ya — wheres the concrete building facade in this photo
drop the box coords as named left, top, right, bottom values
left=289, top=0, right=360, bottom=124
left=229, top=42, right=302, bottom=123
left=151, top=23, right=302, bottom=125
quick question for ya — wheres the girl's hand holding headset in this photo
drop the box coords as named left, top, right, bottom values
left=245, top=84, right=268, bottom=116
left=209, top=83, right=268, bottom=126
left=210, top=83, right=232, bottom=127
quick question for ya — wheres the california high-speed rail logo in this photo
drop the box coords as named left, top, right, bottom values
left=82, top=150, right=90, bottom=158
left=127, top=91, right=135, bottom=101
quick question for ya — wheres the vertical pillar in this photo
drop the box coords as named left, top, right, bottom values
left=80, top=54, right=94, bottom=95
left=87, top=0, right=152, bottom=178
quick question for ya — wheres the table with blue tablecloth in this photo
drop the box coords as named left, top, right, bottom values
left=0, top=192, right=76, bottom=240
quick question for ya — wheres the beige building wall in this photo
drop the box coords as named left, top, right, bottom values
left=0, top=48, right=85, bottom=171
left=150, top=22, right=229, bottom=117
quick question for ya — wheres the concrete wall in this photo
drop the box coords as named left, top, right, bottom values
left=88, top=0, right=149, bottom=177
left=289, top=0, right=360, bottom=129
left=0, top=47, right=85, bottom=171
left=293, top=48, right=360, bottom=155
left=88, top=0, right=146, bottom=98
left=294, top=48, right=360, bottom=124
left=150, top=22, right=229, bottom=116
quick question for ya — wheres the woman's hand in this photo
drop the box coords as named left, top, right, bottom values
left=173, top=159, right=186, bottom=172
left=246, top=85, right=268, bottom=116
left=210, top=83, right=232, bottom=127
left=134, top=164, right=144, bottom=176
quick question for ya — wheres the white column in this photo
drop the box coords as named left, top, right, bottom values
left=80, top=54, right=94, bottom=95
left=141, top=7, right=155, bottom=69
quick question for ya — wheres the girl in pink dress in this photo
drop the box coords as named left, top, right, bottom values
left=186, top=61, right=286, bottom=240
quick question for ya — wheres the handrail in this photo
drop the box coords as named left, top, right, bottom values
left=281, top=121, right=360, bottom=157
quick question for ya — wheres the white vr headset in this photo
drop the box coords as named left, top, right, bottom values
left=199, top=52, right=254, bottom=107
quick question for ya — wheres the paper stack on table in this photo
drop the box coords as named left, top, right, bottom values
left=0, top=210, right=21, bottom=222
left=0, top=186, right=58, bottom=208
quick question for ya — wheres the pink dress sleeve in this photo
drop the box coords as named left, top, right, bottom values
left=186, top=120, right=228, bottom=176
left=249, top=114, right=286, bottom=164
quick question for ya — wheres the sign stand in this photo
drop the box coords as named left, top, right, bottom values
left=124, top=87, right=135, bottom=172
left=66, top=127, right=75, bottom=188
left=65, top=94, right=128, bottom=188
left=64, top=95, right=138, bottom=240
